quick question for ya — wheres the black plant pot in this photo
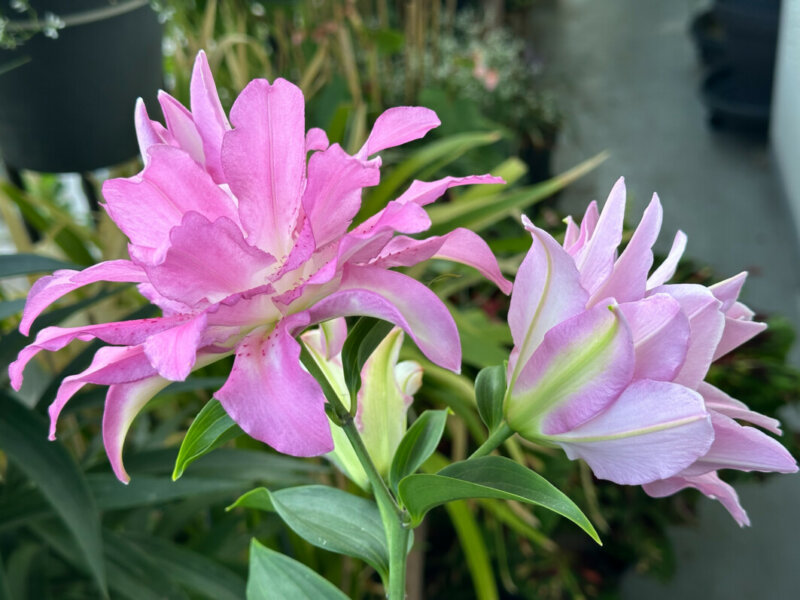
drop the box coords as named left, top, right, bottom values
left=0, top=0, right=162, bottom=173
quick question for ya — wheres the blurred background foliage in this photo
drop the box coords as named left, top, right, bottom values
left=0, top=1, right=798, bottom=599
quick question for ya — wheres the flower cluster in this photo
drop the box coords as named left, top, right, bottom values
left=504, top=178, right=797, bottom=525
left=10, top=51, right=511, bottom=482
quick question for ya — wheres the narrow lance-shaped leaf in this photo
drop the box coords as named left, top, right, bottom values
left=247, top=539, right=350, bottom=600
left=341, top=316, right=394, bottom=401
left=173, top=398, right=242, bottom=480
left=0, top=392, right=108, bottom=597
left=475, top=365, right=506, bottom=433
left=230, top=485, right=389, bottom=578
left=0, top=254, right=79, bottom=278
left=397, top=455, right=600, bottom=544
left=389, top=409, right=449, bottom=493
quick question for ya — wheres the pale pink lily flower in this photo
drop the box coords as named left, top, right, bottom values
left=10, top=51, right=511, bottom=483
left=505, top=178, right=796, bottom=525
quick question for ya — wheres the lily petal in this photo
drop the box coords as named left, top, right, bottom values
left=643, top=472, right=751, bottom=527
left=144, top=213, right=275, bottom=306
left=134, top=98, right=167, bottom=163
left=302, top=144, right=381, bottom=248
left=306, top=127, right=329, bottom=152
left=646, top=230, right=687, bottom=290
left=158, top=90, right=205, bottom=166
left=713, top=308, right=766, bottom=361
left=360, top=106, right=440, bottom=156
left=507, top=303, right=634, bottom=438
left=306, top=265, right=461, bottom=372
left=589, top=193, right=662, bottom=305
left=143, top=313, right=209, bottom=380
left=215, top=317, right=333, bottom=456
left=189, top=50, right=230, bottom=182
left=104, top=375, right=171, bottom=482
left=508, top=219, right=588, bottom=378
left=10, top=314, right=198, bottom=390
left=369, top=228, right=512, bottom=294
left=698, top=382, right=782, bottom=435
left=681, top=412, right=798, bottom=476
left=20, top=260, right=146, bottom=335
left=102, top=145, right=239, bottom=258
left=653, top=284, right=725, bottom=390
left=618, top=294, right=689, bottom=381
left=394, top=174, right=504, bottom=207
left=574, top=177, right=626, bottom=295
left=552, top=380, right=713, bottom=485
left=49, top=346, right=157, bottom=440
left=319, top=317, right=348, bottom=359
left=222, top=78, right=306, bottom=256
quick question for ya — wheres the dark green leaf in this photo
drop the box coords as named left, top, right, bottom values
left=123, top=533, right=246, bottom=600
left=87, top=474, right=246, bottom=510
left=389, top=409, right=449, bottom=493
left=397, top=455, right=600, bottom=544
left=231, top=485, right=388, bottom=577
left=0, top=392, right=107, bottom=596
left=341, top=317, right=394, bottom=400
left=475, top=366, right=507, bottom=433
left=0, top=298, right=25, bottom=320
left=0, top=553, right=10, bottom=600
left=247, top=539, right=349, bottom=600
left=173, top=399, right=242, bottom=480
left=0, top=253, right=78, bottom=278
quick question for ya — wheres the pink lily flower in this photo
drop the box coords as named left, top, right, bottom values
left=505, top=178, right=796, bottom=525
left=10, top=51, right=511, bottom=483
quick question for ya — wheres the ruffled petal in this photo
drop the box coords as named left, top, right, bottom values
left=10, top=313, right=198, bottom=390
left=574, top=178, right=626, bottom=295
left=643, top=472, right=751, bottom=527
left=143, top=313, right=209, bottom=380
left=589, top=193, right=662, bottom=305
left=144, top=213, right=275, bottom=306
left=102, top=145, right=239, bottom=259
left=507, top=303, right=634, bottom=439
left=302, top=144, right=380, bottom=248
left=698, top=382, right=782, bottom=435
left=507, top=219, right=588, bottom=378
left=618, top=293, right=689, bottom=381
left=19, top=260, right=147, bottom=335
left=646, top=230, right=687, bottom=290
left=552, top=380, right=713, bottom=485
left=306, top=265, right=461, bottom=372
left=222, top=78, right=306, bottom=256
left=189, top=50, right=230, bottom=182
left=369, top=228, right=512, bottom=294
left=215, top=317, right=333, bottom=456
left=360, top=106, right=440, bottom=156
left=681, top=412, right=798, bottom=476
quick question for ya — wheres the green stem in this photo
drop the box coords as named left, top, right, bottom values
left=340, top=415, right=409, bottom=599
left=469, top=422, right=513, bottom=459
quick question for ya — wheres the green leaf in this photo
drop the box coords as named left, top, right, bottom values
left=0, top=392, right=107, bottom=597
left=0, top=298, right=25, bottom=320
left=341, top=316, right=394, bottom=402
left=231, top=485, right=388, bottom=577
left=427, top=152, right=608, bottom=236
left=0, top=253, right=78, bottom=278
left=122, top=533, right=246, bottom=600
left=247, top=539, right=349, bottom=600
left=397, top=455, right=600, bottom=544
left=173, top=398, right=242, bottom=480
left=389, top=409, right=449, bottom=493
left=359, top=131, right=502, bottom=220
left=0, top=554, right=10, bottom=600
left=475, top=366, right=507, bottom=433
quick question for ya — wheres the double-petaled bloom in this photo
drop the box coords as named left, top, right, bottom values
left=10, top=51, right=511, bottom=482
left=504, top=178, right=797, bottom=526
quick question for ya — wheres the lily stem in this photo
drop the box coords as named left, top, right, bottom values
left=340, top=414, right=409, bottom=599
left=469, top=422, right=513, bottom=459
